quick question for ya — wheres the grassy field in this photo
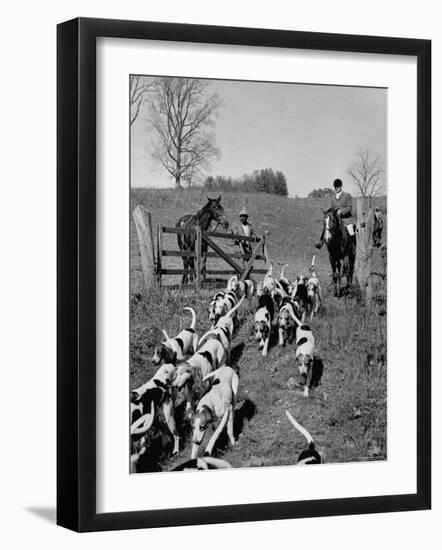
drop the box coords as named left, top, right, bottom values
left=130, top=188, right=387, bottom=472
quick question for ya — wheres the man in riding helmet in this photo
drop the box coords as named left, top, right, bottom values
left=315, top=179, right=356, bottom=249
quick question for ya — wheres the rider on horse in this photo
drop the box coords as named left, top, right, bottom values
left=315, top=179, right=356, bottom=250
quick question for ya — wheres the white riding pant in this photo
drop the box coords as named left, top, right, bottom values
left=346, top=224, right=355, bottom=236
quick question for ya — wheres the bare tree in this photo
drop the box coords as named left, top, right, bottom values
left=147, top=77, right=222, bottom=188
left=130, top=76, right=155, bottom=126
left=347, top=148, right=385, bottom=197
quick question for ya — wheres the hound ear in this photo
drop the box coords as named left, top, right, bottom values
left=217, top=195, right=221, bottom=202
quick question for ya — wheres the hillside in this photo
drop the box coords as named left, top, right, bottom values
left=130, top=188, right=387, bottom=472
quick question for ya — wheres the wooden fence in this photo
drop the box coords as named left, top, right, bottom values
left=157, top=225, right=268, bottom=289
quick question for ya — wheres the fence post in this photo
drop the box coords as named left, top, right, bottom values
left=157, top=224, right=163, bottom=287
left=195, top=225, right=202, bottom=289
left=355, top=197, right=375, bottom=305
left=132, top=205, right=157, bottom=292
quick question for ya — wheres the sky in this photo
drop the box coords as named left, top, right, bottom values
left=130, top=78, right=387, bottom=197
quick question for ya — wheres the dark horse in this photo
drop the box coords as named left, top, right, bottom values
left=176, top=196, right=229, bottom=284
left=322, top=208, right=356, bottom=297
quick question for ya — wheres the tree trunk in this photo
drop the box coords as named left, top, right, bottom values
left=355, top=197, right=374, bottom=305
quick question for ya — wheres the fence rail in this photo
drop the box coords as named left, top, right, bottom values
left=156, top=224, right=267, bottom=289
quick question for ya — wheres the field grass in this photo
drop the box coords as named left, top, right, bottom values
left=130, top=188, right=387, bottom=472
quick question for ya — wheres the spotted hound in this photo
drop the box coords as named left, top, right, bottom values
left=152, top=307, right=198, bottom=365
left=190, top=366, right=239, bottom=459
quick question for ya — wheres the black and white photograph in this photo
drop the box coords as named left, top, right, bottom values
left=129, top=75, right=387, bottom=474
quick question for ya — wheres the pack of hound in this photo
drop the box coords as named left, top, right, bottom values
left=131, top=259, right=324, bottom=472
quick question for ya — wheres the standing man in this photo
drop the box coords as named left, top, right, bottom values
left=230, top=207, right=258, bottom=266
left=316, top=178, right=356, bottom=249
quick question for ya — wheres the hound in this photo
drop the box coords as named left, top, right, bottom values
left=271, top=280, right=288, bottom=314
left=254, top=288, right=274, bottom=357
left=198, top=295, right=245, bottom=364
left=277, top=299, right=297, bottom=346
left=257, top=261, right=276, bottom=297
left=290, top=313, right=316, bottom=397
left=190, top=366, right=239, bottom=459
left=172, top=338, right=228, bottom=412
left=279, top=264, right=295, bottom=295
left=306, top=255, right=323, bottom=320
left=213, top=290, right=238, bottom=326
left=130, top=363, right=180, bottom=456
left=130, top=402, right=155, bottom=473
left=226, top=275, right=255, bottom=300
left=208, top=291, right=225, bottom=327
left=291, top=276, right=309, bottom=322
left=285, top=410, right=322, bottom=464
left=171, top=456, right=232, bottom=471
left=152, top=307, right=198, bottom=365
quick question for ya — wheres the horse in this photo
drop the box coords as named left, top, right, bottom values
left=321, top=208, right=356, bottom=297
left=176, top=196, right=229, bottom=284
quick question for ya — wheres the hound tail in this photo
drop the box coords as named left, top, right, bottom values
left=162, top=329, right=170, bottom=340
left=197, top=328, right=219, bottom=349
left=226, top=275, right=238, bottom=290
left=184, top=306, right=196, bottom=330
left=285, top=410, right=314, bottom=447
left=202, top=369, right=219, bottom=383
left=287, top=306, right=303, bottom=326
left=280, top=263, right=289, bottom=280
left=218, top=293, right=245, bottom=323
left=274, top=280, right=286, bottom=296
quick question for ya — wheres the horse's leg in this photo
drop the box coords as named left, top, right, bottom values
left=182, top=252, right=188, bottom=285
left=330, top=255, right=339, bottom=298
left=348, top=250, right=355, bottom=286
left=188, top=235, right=195, bottom=283
left=177, top=234, right=187, bottom=285
left=336, top=260, right=342, bottom=297
left=201, top=242, right=207, bottom=281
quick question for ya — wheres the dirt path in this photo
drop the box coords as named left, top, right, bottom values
left=159, top=301, right=337, bottom=472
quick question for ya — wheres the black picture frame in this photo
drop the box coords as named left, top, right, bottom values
left=57, top=17, right=431, bottom=532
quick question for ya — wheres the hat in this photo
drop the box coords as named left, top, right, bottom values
left=333, top=178, right=343, bottom=189
left=239, top=207, right=249, bottom=217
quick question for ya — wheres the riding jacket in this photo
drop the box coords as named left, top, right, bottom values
left=329, top=192, right=355, bottom=226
